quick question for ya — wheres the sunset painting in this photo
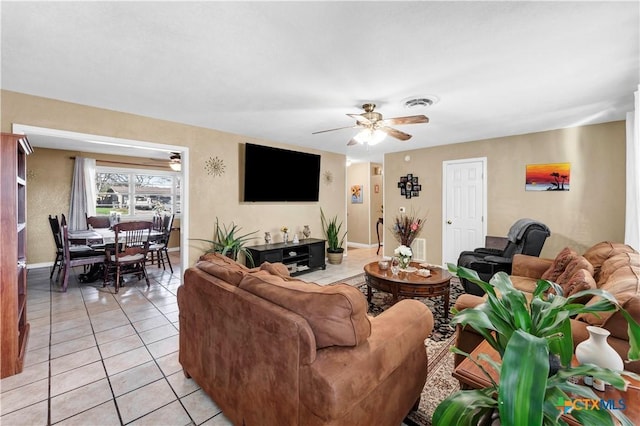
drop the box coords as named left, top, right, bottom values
left=525, top=162, right=570, bottom=191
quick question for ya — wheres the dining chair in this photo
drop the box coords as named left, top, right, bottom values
left=86, top=213, right=111, bottom=229
left=60, top=224, right=107, bottom=292
left=48, top=215, right=64, bottom=279
left=103, top=221, right=153, bottom=293
left=148, top=214, right=174, bottom=273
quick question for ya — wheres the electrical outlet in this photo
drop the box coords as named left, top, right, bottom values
left=399, top=207, right=406, bottom=213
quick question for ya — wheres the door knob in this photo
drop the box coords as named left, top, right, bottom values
left=447, top=220, right=452, bottom=224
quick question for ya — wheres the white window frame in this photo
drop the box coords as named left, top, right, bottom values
left=95, top=166, right=181, bottom=220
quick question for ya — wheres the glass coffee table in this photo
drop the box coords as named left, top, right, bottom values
left=363, top=261, right=453, bottom=318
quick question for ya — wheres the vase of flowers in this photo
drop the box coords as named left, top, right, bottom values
left=391, top=211, right=426, bottom=247
left=281, top=226, right=289, bottom=244
left=394, top=245, right=413, bottom=269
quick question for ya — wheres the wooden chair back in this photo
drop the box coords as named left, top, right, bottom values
left=48, top=215, right=63, bottom=251
left=112, top=221, right=153, bottom=262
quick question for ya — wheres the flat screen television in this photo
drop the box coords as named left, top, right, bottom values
left=243, top=143, right=321, bottom=202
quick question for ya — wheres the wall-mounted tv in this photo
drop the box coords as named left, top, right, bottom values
left=243, top=143, right=321, bottom=202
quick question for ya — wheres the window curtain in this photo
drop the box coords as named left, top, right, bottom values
left=625, top=85, right=640, bottom=250
left=69, top=157, right=97, bottom=231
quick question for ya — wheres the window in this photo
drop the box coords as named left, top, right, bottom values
left=95, top=167, right=180, bottom=218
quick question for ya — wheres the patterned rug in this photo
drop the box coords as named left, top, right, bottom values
left=334, top=274, right=462, bottom=425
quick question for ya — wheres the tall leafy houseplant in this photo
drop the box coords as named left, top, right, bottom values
left=192, top=217, right=258, bottom=266
left=433, top=265, right=640, bottom=426
left=320, top=208, right=347, bottom=265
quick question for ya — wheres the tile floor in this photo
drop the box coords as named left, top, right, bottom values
left=1, top=246, right=382, bottom=425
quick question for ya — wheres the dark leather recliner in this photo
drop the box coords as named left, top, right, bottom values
left=457, top=218, right=551, bottom=296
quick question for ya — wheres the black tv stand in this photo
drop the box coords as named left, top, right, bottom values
left=245, top=238, right=326, bottom=276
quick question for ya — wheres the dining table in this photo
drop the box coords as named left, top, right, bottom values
left=67, top=227, right=164, bottom=283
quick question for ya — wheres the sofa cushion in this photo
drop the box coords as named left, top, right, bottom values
left=239, top=271, right=372, bottom=349
left=577, top=265, right=640, bottom=329
left=582, top=242, right=638, bottom=281
left=598, top=252, right=640, bottom=287
left=195, top=260, right=247, bottom=286
left=541, top=247, right=578, bottom=282
left=556, top=256, right=594, bottom=287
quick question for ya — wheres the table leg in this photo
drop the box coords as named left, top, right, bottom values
left=443, top=285, right=451, bottom=319
left=367, top=284, right=372, bottom=303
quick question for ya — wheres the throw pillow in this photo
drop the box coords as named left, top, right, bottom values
left=239, top=271, right=371, bottom=349
left=561, top=269, right=596, bottom=303
left=556, top=256, right=594, bottom=287
left=259, top=261, right=291, bottom=278
left=541, top=247, right=578, bottom=282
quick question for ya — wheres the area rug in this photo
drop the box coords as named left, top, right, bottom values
left=333, top=274, right=462, bottom=425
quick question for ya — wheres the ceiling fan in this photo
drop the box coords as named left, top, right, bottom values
left=146, top=152, right=181, bottom=171
left=312, top=103, right=429, bottom=146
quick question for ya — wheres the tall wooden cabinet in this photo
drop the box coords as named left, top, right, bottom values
left=1, top=132, right=33, bottom=379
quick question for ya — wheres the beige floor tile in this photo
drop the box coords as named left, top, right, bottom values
left=103, top=346, right=153, bottom=376
left=201, top=413, right=234, bottom=426
left=164, top=310, right=180, bottom=323
left=115, top=379, right=176, bottom=424
left=51, top=317, right=92, bottom=334
left=157, top=302, right=179, bottom=314
left=0, top=378, right=48, bottom=416
left=180, top=389, right=222, bottom=424
left=110, top=361, right=163, bottom=397
left=156, top=351, right=182, bottom=376
left=0, top=360, right=48, bottom=392
left=24, top=346, right=50, bottom=367
left=128, top=400, right=192, bottom=426
left=50, top=346, right=101, bottom=376
left=138, top=323, right=178, bottom=345
left=166, top=371, right=200, bottom=397
left=132, top=315, right=171, bottom=333
left=146, top=334, right=179, bottom=359
left=94, top=323, right=136, bottom=345
left=124, top=306, right=162, bottom=323
left=50, top=361, right=106, bottom=396
left=54, top=400, right=120, bottom=426
left=50, top=334, right=96, bottom=359
left=98, top=333, right=144, bottom=359
left=50, top=378, right=113, bottom=424
left=0, top=400, right=48, bottom=426
left=90, top=312, right=130, bottom=333
left=50, top=323, right=94, bottom=345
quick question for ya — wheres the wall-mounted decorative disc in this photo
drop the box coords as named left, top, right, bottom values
left=205, top=156, right=226, bottom=177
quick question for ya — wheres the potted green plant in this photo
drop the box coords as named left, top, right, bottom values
left=433, top=265, right=640, bottom=426
left=320, top=208, right=347, bottom=265
left=192, top=217, right=258, bottom=266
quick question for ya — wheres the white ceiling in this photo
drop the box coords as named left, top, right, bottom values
left=2, top=1, right=638, bottom=163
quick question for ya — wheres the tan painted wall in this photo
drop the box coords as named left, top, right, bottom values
left=1, top=90, right=346, bottom=268
left=383, top=121, right=627, bottom=263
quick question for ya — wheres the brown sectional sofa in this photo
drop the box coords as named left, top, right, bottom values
left=454, top=241, right=640, bottom=373
left=178, top=253, right=435, bottom=425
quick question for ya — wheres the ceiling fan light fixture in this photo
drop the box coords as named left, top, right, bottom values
left=169, top=152, right=181, bottom=171
left=354, top=128, right=386, bottom=145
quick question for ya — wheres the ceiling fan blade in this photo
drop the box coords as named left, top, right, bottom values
left=347, top=113, right=372, bottom=125
left=379, top=115, right=429, bottom=126
left=380, top=127, right=412, bottom=141
left=312, top=125, right=358, bottom=135
left=347, top=138, right=359, bottom=146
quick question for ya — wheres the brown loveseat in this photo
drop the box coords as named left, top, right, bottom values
left=454, top=241, right=640, bottom=373
left=178, top=253, right=435, bottom=425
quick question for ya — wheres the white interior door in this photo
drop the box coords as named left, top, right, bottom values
left=442, top=158, right=487, bottom=266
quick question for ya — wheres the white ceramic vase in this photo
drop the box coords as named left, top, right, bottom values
left=575, top=325, right=623, bottom=389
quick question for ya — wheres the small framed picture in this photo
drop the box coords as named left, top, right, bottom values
left=405, top=191, right=412, bottom=199
left=411, top=190, right=419, bottom=197
left=406, top=182, right=413, bottom=191
left=414, top=184, right=421, bottom=191
left=400, top=187, right=406, bottom=195
left=401, top=176, right=408, bottom=183
left=407, top=173, right=413, bottom=180
left=412, top=177, right=418, bottom=184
